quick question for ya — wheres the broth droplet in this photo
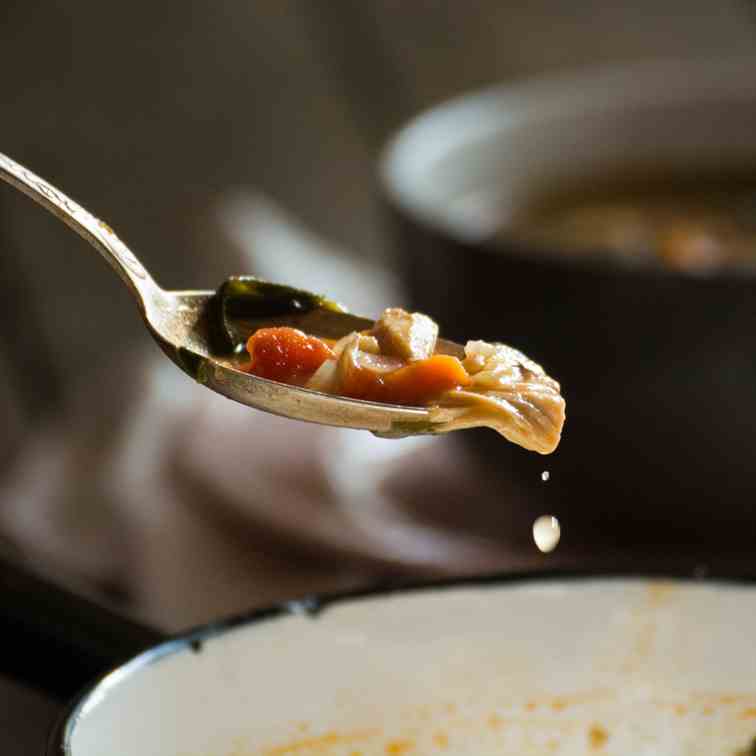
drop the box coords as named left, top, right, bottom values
left=533, top=515, right=561, bottom=553
left=541, top=470, right=550, bottom=482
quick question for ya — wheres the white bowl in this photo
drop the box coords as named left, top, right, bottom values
left=56, top=575, right=756, bottom=755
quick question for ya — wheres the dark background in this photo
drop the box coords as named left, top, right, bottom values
left=2, top=1, right=756, bottom=752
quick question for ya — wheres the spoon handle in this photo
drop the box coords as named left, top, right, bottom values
left=0, top=151, right=161, bottom=311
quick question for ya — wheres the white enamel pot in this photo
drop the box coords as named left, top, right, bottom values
left=48, top=573, right=756, bottom=756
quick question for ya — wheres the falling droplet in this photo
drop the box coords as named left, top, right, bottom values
left=541, top=470, right=550, bottom=482
left=533, top=515, right=561, bottom=553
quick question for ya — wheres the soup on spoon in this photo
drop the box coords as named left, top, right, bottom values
left=212, top=277, right=566, bottom=455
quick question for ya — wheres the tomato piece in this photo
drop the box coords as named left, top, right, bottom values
left=246, top=327, right=334, bottom=385
left=342, top=354, right=471, bottom=405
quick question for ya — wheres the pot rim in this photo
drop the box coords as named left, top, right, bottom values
left=48, top=565, right=756, bottom=755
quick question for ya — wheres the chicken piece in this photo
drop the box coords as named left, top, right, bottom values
left=371, top=308, right=438, bottom=362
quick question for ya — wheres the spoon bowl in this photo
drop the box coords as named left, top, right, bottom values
left=0, top=152, right=460, bottom=438
left=155, top=289, right=463, bottom=437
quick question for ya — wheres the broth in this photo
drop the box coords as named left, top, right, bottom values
left=509, top=170, right=756, bottom=272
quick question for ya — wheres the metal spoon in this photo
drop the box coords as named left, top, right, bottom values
left=0, top=151, right=463, bottom=438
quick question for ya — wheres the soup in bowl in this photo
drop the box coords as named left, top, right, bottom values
left=510, top=168, right=756, bottom=273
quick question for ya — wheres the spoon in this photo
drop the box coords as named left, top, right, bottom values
left=0, top=152, right=463, bottom=438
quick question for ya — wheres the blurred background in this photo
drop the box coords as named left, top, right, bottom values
left=3, top=1, right=756, bottom=752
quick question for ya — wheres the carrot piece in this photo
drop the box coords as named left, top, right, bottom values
left=383, top=355, right=471, bottom=405
left=246, top=327, right=334, bottom=385
left=342, top=354, right=471, bottom=405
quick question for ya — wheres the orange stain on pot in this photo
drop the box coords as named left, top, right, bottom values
left=517, top=691, right=609, bottom=714
left=740, top=707, right=756, bottom=719
left=588, top=724, right=609, bottom=749
left=263, top=729, right=377, bottom=755
left=432, top=733, right=449, bottom=749
left=487, top=713, right=505, bottom=730
left=385, top=738, right=414, bottom=755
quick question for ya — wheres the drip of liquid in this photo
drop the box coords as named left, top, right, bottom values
left=533, top=515, right=561, bottom=553
left=541, top=470, right=550, bottom=482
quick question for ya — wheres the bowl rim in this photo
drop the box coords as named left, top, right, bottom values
left=49, top=565, right=756, bottom=756
left=378, top=54, right=756, bottom=283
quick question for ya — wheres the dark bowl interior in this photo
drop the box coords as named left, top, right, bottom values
left=380, top=58, right=756, bottom=551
